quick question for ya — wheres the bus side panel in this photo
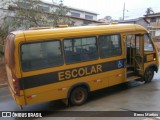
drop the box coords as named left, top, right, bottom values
left=25, top=87, right=68, bottom=105
left=108, top=69, right=125, bottom=87
left=22, top=67, right=125, bottom=105
left=20, top=55, right=126, bottom=104
left=89, top=68, right=125, bottom=91
left=22, top=76, right=94, bottom=105
left=22, top=76, right=92, bottom=105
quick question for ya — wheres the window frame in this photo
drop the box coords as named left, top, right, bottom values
left=63, top=36, right=99, bottom=65
left=98, top=34, right=122, bottom=59
left=20, top=39, right=64, bottom=72
left=85, top=15, right=93, bottom=20
left=150, top=17, right=156, bottom=23
left=144, top=33, right=155, bottom=52
left=71, top=12, right=81, bottom=18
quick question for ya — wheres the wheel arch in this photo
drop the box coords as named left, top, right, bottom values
left=145, top=64, right=158, bottom=73
left=67, top=82, right=90, bottom=98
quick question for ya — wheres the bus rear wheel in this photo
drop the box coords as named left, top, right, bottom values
left=144, top=68, right=154, bottom=83
left=69, top=87, right=88, bottom=106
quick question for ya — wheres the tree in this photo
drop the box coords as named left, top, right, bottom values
left=0, top=0, right=74, bottom=43
left=0, top=0, right=48, bottom=29
left=146, top=7, right=154, bottom=15
left=0, top=16, right=15, bottom=44
left=49, top=0, right=74, bottom=26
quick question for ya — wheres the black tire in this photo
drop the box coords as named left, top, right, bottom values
left=144, top=68, right=154, bottom=83
left=69, top=87, right=88, bottom=106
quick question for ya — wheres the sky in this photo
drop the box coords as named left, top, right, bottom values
left=43, top=0, right=160, bottom=20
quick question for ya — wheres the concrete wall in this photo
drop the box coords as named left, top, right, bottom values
left=155, top=29, right=160, bottom=36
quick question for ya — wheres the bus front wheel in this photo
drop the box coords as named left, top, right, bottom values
left=144, top=68, right=154, bottom=83
left=69, top=87, right=88, bottom=106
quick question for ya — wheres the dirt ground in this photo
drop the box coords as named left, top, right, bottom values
left=0, top=57, right=7, bottom=85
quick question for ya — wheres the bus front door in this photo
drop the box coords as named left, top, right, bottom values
left=134, top=34, right=144, bottom=75
left=126, top=34, right=144, bottom=81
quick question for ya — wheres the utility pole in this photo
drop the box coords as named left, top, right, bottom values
left=123, top=2, right=125, bottom=21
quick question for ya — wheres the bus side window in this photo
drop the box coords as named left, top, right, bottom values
left=64, top=37, right=98, bottom=64
left=144, top=34, right=154, bottom=51
left=99, top=34, right=122, bottom=58
left=21, top=40, right=63, bottom=71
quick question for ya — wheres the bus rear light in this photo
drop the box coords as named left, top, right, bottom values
left=12, top=73, right=20, bottom=96
left=12, top=78, right=16, bottom=82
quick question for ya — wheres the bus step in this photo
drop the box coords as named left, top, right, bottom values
left=127, top=76, right=141, bottom=81
left=127, top=70, right=134, bottom=74
left=127, top=65, right=134, bottom=71
left=127, top=64, right=132, bottom=68
left=136, top=68, right=142, bottom=71
left=127, top=70, right=135, bottom=77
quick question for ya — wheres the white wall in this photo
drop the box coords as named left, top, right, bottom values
left=155, top=29, right=160, bottom=36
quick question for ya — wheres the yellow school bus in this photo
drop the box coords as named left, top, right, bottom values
left=4, top=24, right=159, bottom=108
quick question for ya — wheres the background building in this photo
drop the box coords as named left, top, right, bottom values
left=0, top=0, right=101, bottom=26
left=118, top=17, right=149, bottom=29
left=144, top=12, right=160, bottom=38
left=98, top=16, right=112, bottom=24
